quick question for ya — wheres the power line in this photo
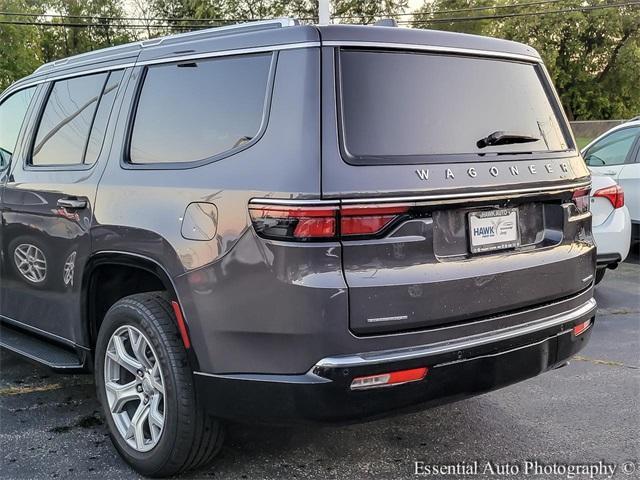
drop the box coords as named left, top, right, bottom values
left=0, top=1, right=637, bottom=29
left=0, top=10, right=315, bottom=23
left=0, top=20, right=206, bottom=29
left=336, top=0, right=570, bottom=18
left=401, top=1, right=639, bottom=24
left=0, top=0, right=580, bottom=23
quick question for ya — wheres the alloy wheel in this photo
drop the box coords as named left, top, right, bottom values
left=104, top=325, right=165, bottom=452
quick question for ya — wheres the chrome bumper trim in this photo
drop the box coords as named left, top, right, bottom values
left=312, top=298, right=597, bottom=369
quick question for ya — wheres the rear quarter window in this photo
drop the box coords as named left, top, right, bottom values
left=128, top=53, right=274, bottom=166
left=338, top=49, right=570, bottom=165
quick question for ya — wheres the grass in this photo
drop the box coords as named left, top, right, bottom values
left=575, top=137, right=594, bottom=150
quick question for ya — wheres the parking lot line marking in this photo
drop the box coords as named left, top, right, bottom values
left=573, top=355, right=639, bottom=370
left=0, top=383, right=66, bottom=396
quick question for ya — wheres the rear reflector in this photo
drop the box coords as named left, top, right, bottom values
left=350, top=367, right=428, bottom=390
left=249, top=202, right=410, bottom=241
left=573, top=319, right=592, bottom=336
left=593, top=184, right=624, bottom=209
left=171, top=301, right=191, bottom=349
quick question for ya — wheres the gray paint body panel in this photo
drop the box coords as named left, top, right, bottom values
left=0, top=24, right=595, bottom=379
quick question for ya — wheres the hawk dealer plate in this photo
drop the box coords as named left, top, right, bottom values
left=469, top=208, right=520, bottom=253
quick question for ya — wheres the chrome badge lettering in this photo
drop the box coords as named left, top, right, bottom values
left=415, top=161, right=573, bottom=182
left=416, top=168, right=430, bottom=180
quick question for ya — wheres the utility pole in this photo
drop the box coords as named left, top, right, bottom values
left=319, top=0, right=330, bottom=25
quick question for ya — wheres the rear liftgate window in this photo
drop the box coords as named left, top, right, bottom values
left=338, top=49, right=570, bottom=165
left=129, top=53, right=273, bottom=165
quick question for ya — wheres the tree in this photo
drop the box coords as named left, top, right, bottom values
left=39, top=0, right=133, bottom=60
left=412, top=0, right=640, bottom=120
left=332, top=0, right=409, bottom=23
left=0, top=0, right=45, bottom=89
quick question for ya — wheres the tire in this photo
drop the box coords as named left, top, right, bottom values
left=594, top=268, right=606, bottom=285
left=95, top=292, right=224, bottom=477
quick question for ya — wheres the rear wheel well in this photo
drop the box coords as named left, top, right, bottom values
left=86, top=262, right=168, bottom=347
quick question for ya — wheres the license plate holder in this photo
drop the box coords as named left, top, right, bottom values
left=468, top=208, right=520, bottom=253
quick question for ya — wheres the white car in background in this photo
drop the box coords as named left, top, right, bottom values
left=582, top=118, right=640, bottom=242
left=589, top=173, right=631, bottom=284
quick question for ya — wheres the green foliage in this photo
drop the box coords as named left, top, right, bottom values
left=0, top=0, right=45, bottom=89
left=413, top=0, right=640, bottom=120
left=39, top=0, right=134, bottom=61
left=1, top=0, right=638, bottom=120
left=333, top=0, right=408, bottom=23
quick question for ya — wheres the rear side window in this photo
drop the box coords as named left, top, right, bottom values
left=32, top=73, right=108, bottom=166
left=129, top=53, right=273, bottom=165
left=583, top=126, right=639, bottom=167
left=338, top=50, right=570, bottom=164
left=0, top=87, right=36, bottom=167
left=31, top=70, right=123, bottom=167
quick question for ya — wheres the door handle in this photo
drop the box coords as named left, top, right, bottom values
left=602, top=170, right=617, bottom=176
left=57, top=198, right=87, bottom=210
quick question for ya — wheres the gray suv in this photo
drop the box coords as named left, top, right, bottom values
left=0, top=19, right=596, bottom=477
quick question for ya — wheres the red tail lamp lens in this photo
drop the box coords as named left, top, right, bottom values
left=350, top=367, right=428, bottom=390
left=572, top=187, right=591, bottom=214
left=248, top=205, right=338, bottom=241
left=249, top=203, right=410, bottom=241
left=593, top=185, right=624, bottom=209
left=341, top=205, right=410, bottom=236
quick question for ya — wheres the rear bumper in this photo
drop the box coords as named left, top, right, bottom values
left=194, top=298, right=596, bottom=424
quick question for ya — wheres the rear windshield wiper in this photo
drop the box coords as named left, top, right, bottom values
left=477, top=131, right=540, bottom=149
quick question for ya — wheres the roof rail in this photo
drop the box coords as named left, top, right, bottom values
left=33, top=17, right=298, bottom=75
left=141, top=17, right=298, bottom=47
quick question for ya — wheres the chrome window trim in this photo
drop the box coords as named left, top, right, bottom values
left=1, top=63, right=136, bottom=101
left=312, top=298, right=596, bottom=369
left=137, top=41, right=320, bottom=67
left=1, top=41, right=320, bottom=101
left=322, top=40, right=542, bottom=63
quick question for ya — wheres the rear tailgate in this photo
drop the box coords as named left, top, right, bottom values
left=320, top=45, right=593, bottom=335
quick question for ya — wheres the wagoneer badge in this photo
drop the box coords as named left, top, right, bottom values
left=415, top=162, right=570, bottom=181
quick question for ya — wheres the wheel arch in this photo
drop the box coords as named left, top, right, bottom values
left=82, top=251, right=200, bottom=370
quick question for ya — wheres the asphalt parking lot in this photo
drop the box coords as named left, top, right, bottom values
left=1, top=251, right=638, bottom=480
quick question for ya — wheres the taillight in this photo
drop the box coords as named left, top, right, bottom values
left=248, top=202, right=410, bottom=241
left=572, top=187, right=591, bottom=214
left=248, top=204, right=338, bottom=241
left=593, top=185, right=624, bottom=209
left=341, top=205, right=410, bottom=236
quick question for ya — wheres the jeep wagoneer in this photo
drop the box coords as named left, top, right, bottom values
left=0, top=19, right=596, bottom=476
